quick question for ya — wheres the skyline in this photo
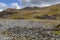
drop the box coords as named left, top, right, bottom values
left=0, top=0, right=21, bottom=11
left=0, top=0, right=60, bottom=11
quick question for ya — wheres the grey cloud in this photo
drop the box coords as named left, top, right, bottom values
left=0, top=3, right=7, bottom=10
left=20, top=0, right=60, bottom=7
left=10, top=3, right=20, bottom=9
left=0, top=3, right=21, bottom=11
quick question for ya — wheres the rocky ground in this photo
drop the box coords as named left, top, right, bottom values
left=0, top=19, right=60, bottom=40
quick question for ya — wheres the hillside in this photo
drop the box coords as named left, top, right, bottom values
left=0, top=3, right=60, bottom=40
left=0, top=3, right=60, bottom=20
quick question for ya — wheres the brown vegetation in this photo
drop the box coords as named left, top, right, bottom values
left=0, top=3, right=60, bottom=20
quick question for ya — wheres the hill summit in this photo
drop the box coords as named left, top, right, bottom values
left=0, top=3, right=60, bottom=20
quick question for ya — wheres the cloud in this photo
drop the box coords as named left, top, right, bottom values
left=0, top=3, right=21, bottom=11
left=0, top=0, right=60, bottom=11
left=10, top=3, right=21, bottom=9
left=20, top=0, right=60, bottom=7
left=0, top=9, right=3, bottom=11
left=0, top=3, right=7, bottom=10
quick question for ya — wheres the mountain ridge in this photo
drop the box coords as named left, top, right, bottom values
left=0, top=3, right=60, bottom=20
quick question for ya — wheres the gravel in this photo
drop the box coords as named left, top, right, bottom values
left=0, top=19, right=60, bottom=40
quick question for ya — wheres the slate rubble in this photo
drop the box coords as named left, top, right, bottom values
left=0, top=20, right=60, bottom=40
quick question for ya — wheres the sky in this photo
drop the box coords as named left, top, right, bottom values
left=0, top=0, right=60, bottom=11
left=0, top=0, right=21, bottom=11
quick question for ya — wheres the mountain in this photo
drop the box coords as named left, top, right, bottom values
left=0, top=3, right=60, bottom=20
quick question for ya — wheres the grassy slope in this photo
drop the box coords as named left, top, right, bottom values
left=1, top=3, right=60, bottom=34
left=1, top=3, right=60, bottom=20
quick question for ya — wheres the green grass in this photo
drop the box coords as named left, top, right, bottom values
left=53, top=31, right=60, bottom=34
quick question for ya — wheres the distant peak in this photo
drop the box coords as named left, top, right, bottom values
left=22, top=7, right=41, bottom=10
